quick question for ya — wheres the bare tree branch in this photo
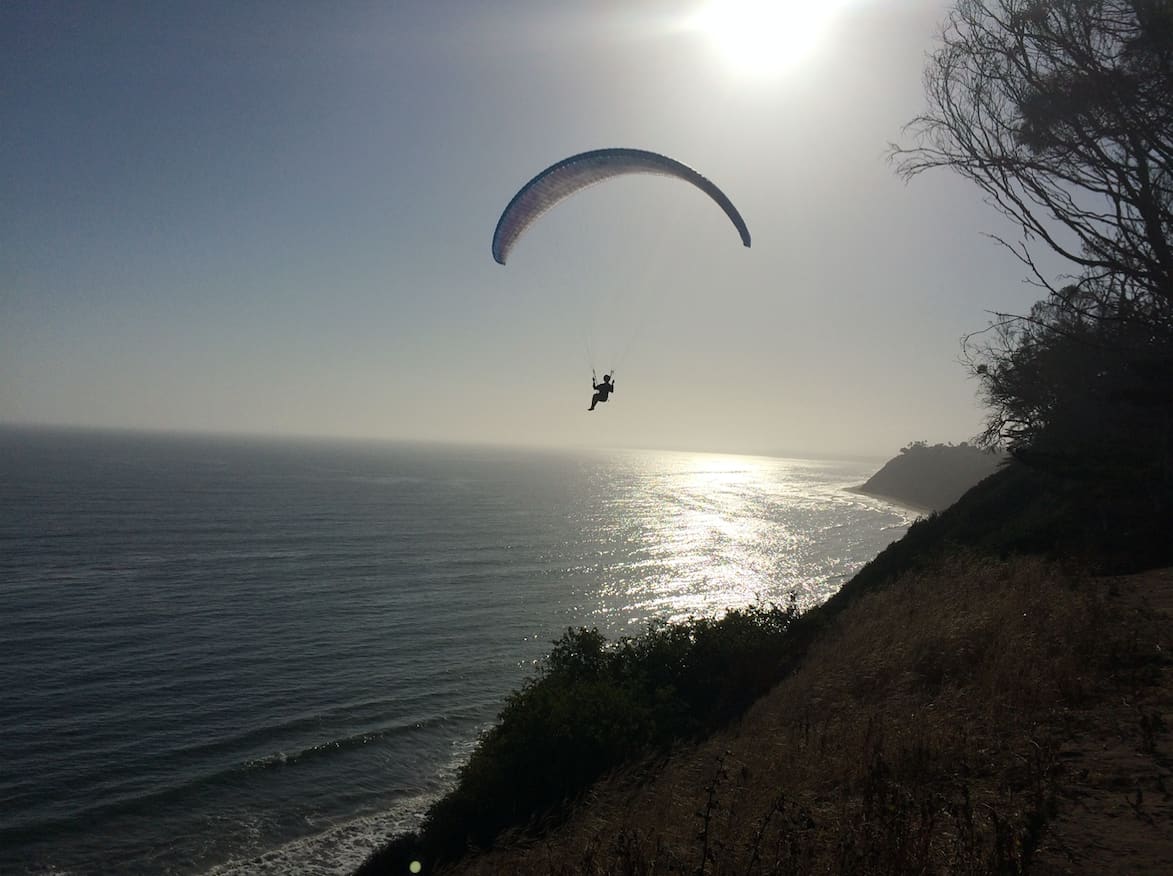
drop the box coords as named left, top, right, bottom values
left=891, top=0, right=1173, bottom=312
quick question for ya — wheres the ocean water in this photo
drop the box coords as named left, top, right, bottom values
left=0, top=428, right=915, bottom=875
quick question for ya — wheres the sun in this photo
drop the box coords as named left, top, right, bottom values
left=688, top=0, right=844, bottom=78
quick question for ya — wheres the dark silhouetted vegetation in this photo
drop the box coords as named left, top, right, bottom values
left=893, top=0, right=1173, bottom=309
left=893, top=0, right=1173, bottom=560
left=837, top=457, right=1173, bottom=619
left=965, top=286, right=1173, bottom=520
left=357, top=601, right=814, bottom=873
left=440, top=556, right=1173, bottom=875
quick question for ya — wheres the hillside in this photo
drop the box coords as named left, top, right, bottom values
left=856, top=442, right=1004, bottom=512
left=443, top=558, right=1172, bottom=874
left=356, top=463, right=1173, bottom=875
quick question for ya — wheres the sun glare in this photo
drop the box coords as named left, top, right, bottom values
left=689, top=0, right=844, bottom=78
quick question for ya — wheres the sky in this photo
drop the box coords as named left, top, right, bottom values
left=1, top=0, right=1065, bottom=458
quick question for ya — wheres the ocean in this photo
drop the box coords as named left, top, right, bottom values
left=0, top=427, right=915, bottom=875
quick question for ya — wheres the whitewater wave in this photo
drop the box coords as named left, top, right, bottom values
left=203, top=736, right=483, bottom=876
left=202, top=793, right=440, bottom=876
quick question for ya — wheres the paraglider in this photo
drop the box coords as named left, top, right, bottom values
left=491, top=148, right=751, bottom=265
left=588, top=371, right=614, bottom=411
left=491, top=148, right=750, bottom=412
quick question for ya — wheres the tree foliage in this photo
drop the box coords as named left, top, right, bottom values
left=894, top=0, right=1173, bottom=309
left=967, top=282, right=1172, bottom=500
left=356, top=603, right=804, bottom=873
left=894, top=0, right=1173, bottom=511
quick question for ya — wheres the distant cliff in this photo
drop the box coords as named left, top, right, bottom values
left=856, top=442, right=1005, bottom=511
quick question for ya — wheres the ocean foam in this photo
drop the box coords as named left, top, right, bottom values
left=203, top=793, right=440, bottom=876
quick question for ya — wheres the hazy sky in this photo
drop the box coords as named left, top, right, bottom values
left=2, top=1, right=1062, bottom=457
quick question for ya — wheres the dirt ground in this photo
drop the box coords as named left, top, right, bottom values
left=1033, top=568, right=1173, bottom=875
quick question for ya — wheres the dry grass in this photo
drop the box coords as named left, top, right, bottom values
left=442, top=554, right=1172, bottom=875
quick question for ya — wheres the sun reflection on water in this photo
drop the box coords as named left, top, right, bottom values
left=577, top=450, right=913, bottom=631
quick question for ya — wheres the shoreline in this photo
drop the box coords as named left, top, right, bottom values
left=846, top=484, right=933, bottom=516
left=431, top=557, right=1173, bottom=875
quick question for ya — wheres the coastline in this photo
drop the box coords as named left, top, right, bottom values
left=846, top=484, right=933, bottom=516
left=356, top=458, right=1173, bottom=874
left=438, top=558, right=1173, bottom=875
left=852, top=443, right=1006, bottom=513
left=2, top=434, right=903, bottom=876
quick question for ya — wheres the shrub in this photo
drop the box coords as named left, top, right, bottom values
left=356, top=601, right=803, bottom=873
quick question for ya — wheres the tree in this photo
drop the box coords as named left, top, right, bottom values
left=893, top=0, right=1173, bottom=313
left=893, top=0, right=1173, bottom=516
left=967, top=281, right=1172, bottom=482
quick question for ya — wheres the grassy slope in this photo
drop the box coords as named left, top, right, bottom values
left=447, top=560, right=1172, bottom=875
left=443, top=565, right=1168, bottom=872
left=357, top=463, right=1173, bottom=874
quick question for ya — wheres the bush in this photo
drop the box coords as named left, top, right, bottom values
left=356, top=601, right=803, bottom=873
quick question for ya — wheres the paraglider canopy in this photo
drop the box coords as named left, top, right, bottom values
left=492, top=148, right=751, bottom=265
